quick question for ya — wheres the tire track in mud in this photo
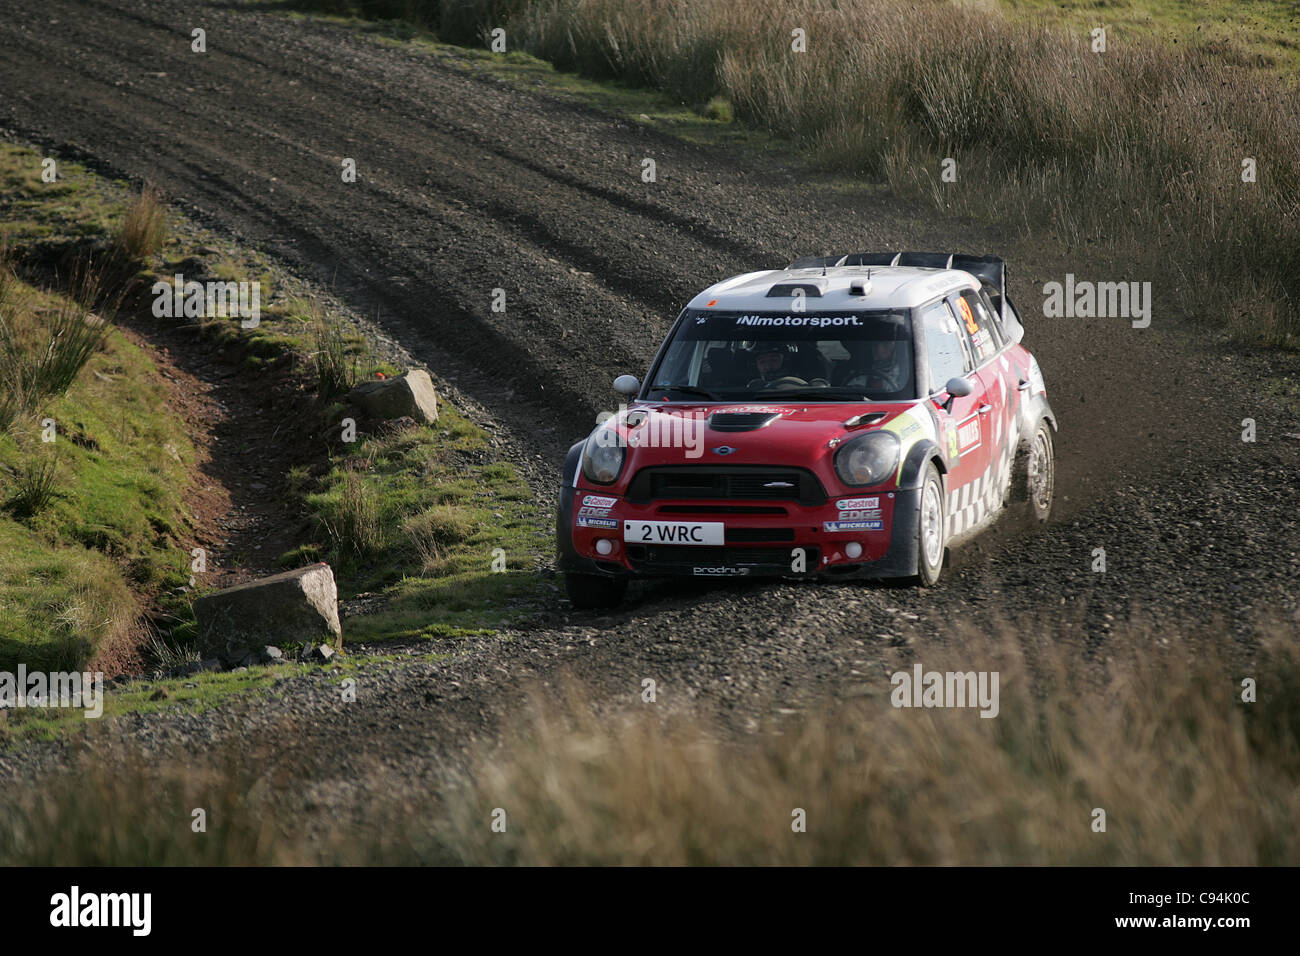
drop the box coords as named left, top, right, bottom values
left=2, top=0, right=783, bottom=452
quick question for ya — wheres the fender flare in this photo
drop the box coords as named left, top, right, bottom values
left=561, top=439, right=585, bottom=486
left=898, top=438, right=948, bottom=490
left=1015, top=394, right=1057, bottom=452
left=556, top=440, right=586, bottom=557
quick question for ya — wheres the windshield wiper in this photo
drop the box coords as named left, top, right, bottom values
left=649, top=383, right=720, bottom=400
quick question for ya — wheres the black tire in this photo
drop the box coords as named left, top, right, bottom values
left=564, top=572, right=628, bottom=610
left=914, top=462, right=946, bottom=587
left=1010, top=418, right=1055, bottom=524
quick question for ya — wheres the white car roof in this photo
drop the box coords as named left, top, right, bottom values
left=685, top=265, right=980, bottom=312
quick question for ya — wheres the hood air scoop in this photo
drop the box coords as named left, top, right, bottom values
left=708, top=411, right=780, bottom=432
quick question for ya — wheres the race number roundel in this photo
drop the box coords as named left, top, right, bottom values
left=957, top=296, right=978, bottom=335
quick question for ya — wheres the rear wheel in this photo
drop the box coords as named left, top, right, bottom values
left=564, top=572, right=628, bottom=610
left=915, top=462, right=946, bottom=586
left=1011, top=419, right=1055, bottom=523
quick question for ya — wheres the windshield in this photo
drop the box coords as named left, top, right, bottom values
left=646, top=309, right=917, bottom=402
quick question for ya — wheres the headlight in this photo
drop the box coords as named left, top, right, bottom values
left=834, top=431, right=900, bottom=487
left=582, top=428, right=626, bottom=484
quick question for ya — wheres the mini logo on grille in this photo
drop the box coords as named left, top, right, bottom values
left=712, top=446, right=737, bottom=455
left=763, top=481, right=794, bottom=488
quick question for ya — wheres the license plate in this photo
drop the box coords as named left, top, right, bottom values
left=622, top=520, right=724, bottom=546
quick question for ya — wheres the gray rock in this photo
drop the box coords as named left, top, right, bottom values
left=348, top=369, right=438, bottom=423
left=226, top=646, right=253, bottom=667
left=192, top=563, right=343, bottom=661
left=166, top=658, right=222, bottom=679
left=261, top=645, right=284, bottom=662
left=313, top=644, right=336, bottom=663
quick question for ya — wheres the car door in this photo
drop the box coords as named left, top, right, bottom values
left=954, top=289, right=1015, bottom=517
left=918, top=299, right=993, bottom=536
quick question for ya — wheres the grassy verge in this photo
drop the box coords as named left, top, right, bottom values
left=0, top=148, right=199, bottom=673
left=0, top=142, right=317, bottom=365
left=0, top=643, right=415, bottom=745
left=0, top=296, right=195, bottom=673
left=289, top=402, right=551, bottom=644
left=3, top=618, right=1295, bottom=863
left=0, top=137, right=550, bottom=724
left=287, top=0, right=1300, bottom=348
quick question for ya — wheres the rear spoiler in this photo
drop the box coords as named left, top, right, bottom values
left=785, top=251, right=1022, bottom=341
left=786, top=250, right=1006, bottom=305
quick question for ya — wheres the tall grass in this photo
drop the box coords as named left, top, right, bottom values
left=402, top=503, right=475, bottom=572
left=0, top=250, right=20, bottom=431
left=115, top=185, right=168, bottom=262
left=312, top=470, right=386, bottom=558
left=427, top=624, right=1300, bottom=865
left=4, top=450, right=60, bottom=519
left=300, top=298, right=370, bottom=398
left=2, top=617, right=1296, bottom=864
left=0, top=274, right=112, bottom=431
left=298, top=0, right=1300, bottom=345
left=0, top=256, right=114, bottom=432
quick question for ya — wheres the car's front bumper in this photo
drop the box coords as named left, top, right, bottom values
left=556, top=484, right=921, bottom=581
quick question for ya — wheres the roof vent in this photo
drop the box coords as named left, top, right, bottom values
left=848, top=279, right=872, bottom=296
left=766, top=283, right=823, bottom=298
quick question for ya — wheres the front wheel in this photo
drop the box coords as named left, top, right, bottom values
left=914, top=462, right=946, bottom=586
left=564, top=572, right=628, bottom=610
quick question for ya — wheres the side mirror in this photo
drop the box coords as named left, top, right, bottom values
left=613, top=374, right=641, bottom=397
left=940, top=376, right=973, bottom=413
left=945, top=377, right=974, bottom=398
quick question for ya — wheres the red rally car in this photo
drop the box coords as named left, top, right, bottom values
left=557, top=252, right=1057, bottom=608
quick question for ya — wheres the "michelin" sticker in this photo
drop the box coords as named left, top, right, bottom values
left=823, top=519, right=884, bottom=532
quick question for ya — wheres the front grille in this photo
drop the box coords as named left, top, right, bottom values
left=726, top=528, right=795, bottom=543
left=656, top=505, right=788, bottom=516
left=627, top=466, right=827, bottom=505
left=625, top=544, right=819, bottom=575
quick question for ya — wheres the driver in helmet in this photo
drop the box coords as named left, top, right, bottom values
left=745, top=342, right=799, bottom=389
left=842, top=337, right=909, bottom=392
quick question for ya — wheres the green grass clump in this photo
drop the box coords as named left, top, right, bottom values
left=292, top=404, right=550, bottom=643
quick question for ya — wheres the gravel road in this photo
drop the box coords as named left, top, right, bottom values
left=0, top=0, right=1296, bottom=814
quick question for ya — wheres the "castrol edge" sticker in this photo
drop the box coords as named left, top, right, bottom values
left=835, top=497, right=879, bottom=510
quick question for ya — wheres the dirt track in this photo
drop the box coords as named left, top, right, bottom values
left=0, top=0, right=1297, bottom=813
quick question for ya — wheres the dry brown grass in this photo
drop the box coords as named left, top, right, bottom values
left=115, top=184, right=168, bottom=262
left=431, top=621, right=1299, bottom=865
left=522, top=0, right=1299, bottom=342
left=3, top=615, right=1296, bottom=865
left=309, top=0, right=1300, bottom=346
left=403, top=504, right=476, bottom=572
